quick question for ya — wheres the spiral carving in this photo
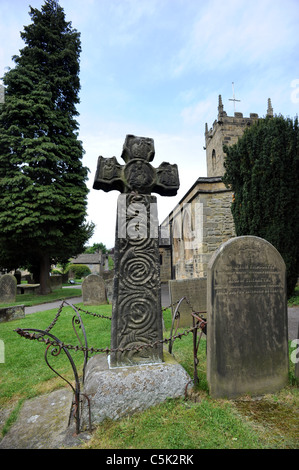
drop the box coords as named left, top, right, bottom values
left=118, top=291, right=157, bottom=333
left=110, top=193, right=163, bottom=366
left=120, top=247, right=156, bottom=289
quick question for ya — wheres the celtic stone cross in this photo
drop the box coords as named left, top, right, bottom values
left=93, top=135, right=179, bottom=367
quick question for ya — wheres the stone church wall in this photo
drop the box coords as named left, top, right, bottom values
left=166, top=178, right=235, bottom=279
left=159, top=246, right=172, bottom=282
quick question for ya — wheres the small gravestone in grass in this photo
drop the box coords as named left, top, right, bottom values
left=82, top=274, right=107, bottom=305
left=0, top=274, right=17, bottom=304
left=169, top=278, right=207, bottom=328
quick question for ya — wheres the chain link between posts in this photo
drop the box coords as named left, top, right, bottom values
left=15, top=298, right=206, bottom=356
left=14, top=298, right=207, bottom=433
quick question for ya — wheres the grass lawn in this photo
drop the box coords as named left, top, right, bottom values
left=0, top=287, right=82, bottom=308
left=0, top=302, right=298, bottom=449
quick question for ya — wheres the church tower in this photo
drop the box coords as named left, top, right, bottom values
left=205, top=96, right=273, bottom=177
left=159, top=94, right=275, bottom=282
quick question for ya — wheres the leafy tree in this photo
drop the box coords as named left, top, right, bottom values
left=223, top=115, right=299, bottom=297
left=84, top=242, right=108, bottom=254
left=0, top=0, right=94, bottom=293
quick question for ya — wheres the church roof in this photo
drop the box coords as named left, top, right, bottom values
left=70, top=253, right=101, bottom=265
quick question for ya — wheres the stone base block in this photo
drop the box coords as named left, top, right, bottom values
left=81, top=351, right=192, bottom=430
left=0, top=305, right=25, bottom=323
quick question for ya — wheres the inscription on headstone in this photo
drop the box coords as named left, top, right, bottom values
left=169, top=278, right=207, bottom=328
left=0, top=274, right=17, bottom=303
left=93, top=135, right=179, bottom=367
left=207, top=236, right=289, bottom=398
left=82, top=274, right=107, bottom=306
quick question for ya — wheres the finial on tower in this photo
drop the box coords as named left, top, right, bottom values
left=267, top=98, right=273, bottom=117
left=218, top=95, right=223, bottom=113
left=218, top=94, right=226, bottom=119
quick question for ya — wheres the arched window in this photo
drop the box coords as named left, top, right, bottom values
left=212, top=149, right=216, bottom=171
left=173, top=220, right=181, bottom=265
left=183, top=209, right=194, bottom=262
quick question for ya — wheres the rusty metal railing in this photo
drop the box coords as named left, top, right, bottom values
left=14, top=296, right=207, bottom=433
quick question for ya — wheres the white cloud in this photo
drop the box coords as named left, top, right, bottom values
left=181, top=97, right=215, bottom=126
left=171, top=0, right=299, bottom=77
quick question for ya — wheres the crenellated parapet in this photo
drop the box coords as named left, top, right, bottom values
left=205, top=95, right=273, bottom=177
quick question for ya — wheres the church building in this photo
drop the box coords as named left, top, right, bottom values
left=159, top=96, right=274, bottom=281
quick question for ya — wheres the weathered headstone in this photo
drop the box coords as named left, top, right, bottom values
left=50, top=275, right=62, bottom=290
left=0, top=274, right=17, bottom=303
left=207, top=236, right=289, bottom=399
left=102, top=270, right=114, bottom=303
left=82, top=274, right=107, bottom=306
left=93, top=134, right=179, bottom=367
left=169, top=278, right=207, bottom=328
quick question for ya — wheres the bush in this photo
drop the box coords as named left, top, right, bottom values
left=51, top=269, right=63, bottom=275
left=66, top=264, right=91, bottom=279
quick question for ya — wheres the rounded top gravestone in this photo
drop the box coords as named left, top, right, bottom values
left=0, top=274, right=17, bottom=303
left=82, top=274, right=107, bottom=306
left=207, top=236, right=289, bottom=399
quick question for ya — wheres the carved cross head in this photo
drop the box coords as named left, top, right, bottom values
left=93, top=134, right=179, bottom=196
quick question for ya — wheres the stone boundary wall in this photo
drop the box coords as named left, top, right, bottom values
left=0, top=305, right=25, bottom=323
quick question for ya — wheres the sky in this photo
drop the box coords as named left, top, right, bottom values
left=0, top=0, right=299, bottom=249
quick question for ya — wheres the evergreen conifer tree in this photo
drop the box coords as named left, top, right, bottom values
left=223, top=115, right=299, bottom=297
left=0, top=0, right=94, bottom=293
